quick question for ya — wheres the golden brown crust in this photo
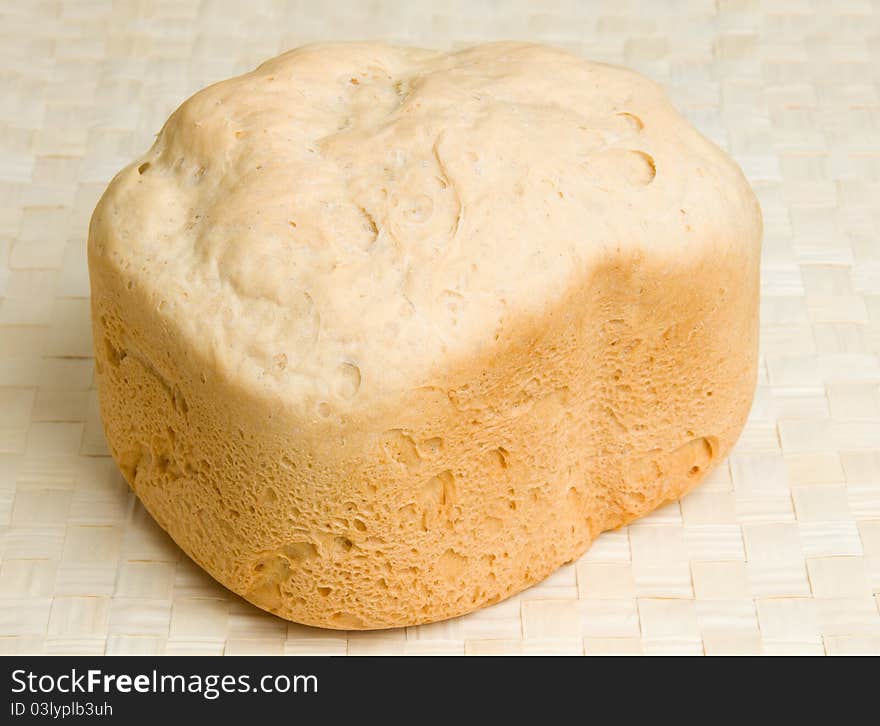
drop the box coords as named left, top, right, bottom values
left=88, top=41, right=761, bottom=628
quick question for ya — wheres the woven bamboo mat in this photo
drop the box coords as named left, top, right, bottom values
left=1, top=0, right=879, bottom=656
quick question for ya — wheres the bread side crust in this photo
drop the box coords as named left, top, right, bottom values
left=90, top=231, right=758, bottom=628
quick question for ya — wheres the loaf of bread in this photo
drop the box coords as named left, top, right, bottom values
left=88, top=41, right=761, bottom=629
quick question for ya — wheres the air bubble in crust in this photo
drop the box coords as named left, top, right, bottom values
left=336, top=362, right=361, bottom=399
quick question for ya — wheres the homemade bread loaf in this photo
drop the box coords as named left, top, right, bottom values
left=88, top=41, right=761, bottom=629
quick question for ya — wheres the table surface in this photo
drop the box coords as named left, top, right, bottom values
left=1, top=0, right=879, bottom=656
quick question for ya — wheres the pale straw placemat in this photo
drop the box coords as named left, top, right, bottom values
left=1, top=0, right=879, bottom=656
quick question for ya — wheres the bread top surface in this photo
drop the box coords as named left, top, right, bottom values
left=89, top=41, right=761, bottom=413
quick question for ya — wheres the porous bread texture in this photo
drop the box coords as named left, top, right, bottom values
left=88, top=41, right=762, bottom=629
